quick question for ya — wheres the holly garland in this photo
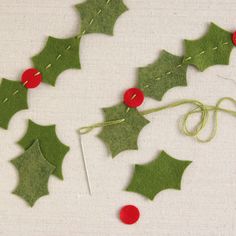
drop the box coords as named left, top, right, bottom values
left=0, top=0, right=128, bottom=206
left=80, top=23, right=236, bottom=200
left=0, top=0, right=128, bottom=130
left=1, top=1, right=236, bottom=211
left=138, top=23, right=234, bottom=100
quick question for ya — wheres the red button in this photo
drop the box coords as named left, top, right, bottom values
left=21, top=68, right=42, bottom=89
left=124, top=88, right=144, bottom=108
left=119, top=205, right=140, bottom=225
left=232, top=32, right=236, bottom=46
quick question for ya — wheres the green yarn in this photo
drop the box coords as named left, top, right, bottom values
left=97, top=103, right=149, bottom=157
left=79, top=97, right=236, bottom=143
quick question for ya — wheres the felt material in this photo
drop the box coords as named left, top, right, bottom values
left=32, top=36, right=81, bottom=86
left=11, top=140, right=55, bottom=207
left=138, top=50, right=188, bottom=101
left=184, top=23, right=234, bottom=71
left=18, top=120, right=70, bottom=180
left=21, top=68, right=42, bottom=89
left=76, top=0, right=128, bottom=36
left=232, top=31, right=236, bottom=46
left=0, top=79, right=28, bottom=129
left=126, top=151, right=192, bottom=200
left=98, top=103, right=149, bottom=157
left=119, top=205, right=140, bottom=225
left=123, top=87, right=144, bottom=108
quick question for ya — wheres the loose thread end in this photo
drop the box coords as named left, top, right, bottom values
left=78, top=97, right=236, bottom=143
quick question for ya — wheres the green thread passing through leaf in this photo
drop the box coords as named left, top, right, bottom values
left=138, top=50, right=188, bottom=101
left=137, top=23, right=234, bottom=101
left=97, top=103, right=149, bottom=157
left=184, top=23, right=234, bottom=71
left=126, top=151, right=192, bottom=200
left=79, top=97, right=236, bottom=149
left=0, top=79, right=28, bottom=129
left=32, top=37, right=81, bottom=86
left=32, top=0, right=128, bottom=86
left=76, top=0, right=128, bottom=36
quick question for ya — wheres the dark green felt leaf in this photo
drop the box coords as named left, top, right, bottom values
left=76, top=0, right=128, bottom=36
left=18, top=120, right=70, bottom=180
left=32, top=36, right=81, bottom=86
left=138, top=50, right=188, bottom=101
left=126, top=151, right=192, bottom=200
left=11, top=140, right=55, bottom=207
left=0, top=79, right=28, bottom=129
left=98, top=103, right=149, bottom=157
left=184, top=23, right=234, bottom=71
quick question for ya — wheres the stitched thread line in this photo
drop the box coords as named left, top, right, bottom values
left=2, top=0, right=113, bottom=105
left=143, top=41, right=230, bottom=89
left=1, top=79, right=29, bottom=104
left=77, top=0, right=112, bottom=39
left=44, top=0, right=113, bottom=72
left=79, top=97, right=236, bottom=143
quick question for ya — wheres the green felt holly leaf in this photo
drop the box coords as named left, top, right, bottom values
left=184, top=23, right=234, bottom=71
left=11, top=140, right=55, bottom=207
left=18, top=120, right=69, bottom=180
left=76, top=0, right=128, bottom=36
left=126, top=151, right=192, bottom=200
left=0, top=79, right=28, bottom=129
left=32, top=36, right=81, bottom=86
left=138, top=50, right=188, bottom=101
left=98, top=103, right=149, bottom=157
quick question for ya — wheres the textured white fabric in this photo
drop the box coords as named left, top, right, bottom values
left=0, top=0, right=236, bottom=235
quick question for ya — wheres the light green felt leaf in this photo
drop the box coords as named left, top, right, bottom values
left=126, top=151, right=192, bottom=200
left=184, top=23, right=234, bottom=71
left=76, top=0, right=128, bottom=36
left=98, top=103, right=149, bottom=157
left=0, top=79, right=28, bottom=129
left=11, top=140, right=55, bottom=207
left=138, top=50, right=188, bottom=101
left=32, top=36, right=81, bottom=86
left=18, top=120, right=70, bottom=180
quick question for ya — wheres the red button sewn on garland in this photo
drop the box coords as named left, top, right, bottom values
left=232, top=32, right=236, bottom=46
left=119, top=205, right=140, bottom=225
left=123, top=88, right=144, bottom=108
left=21, top=68, right=42, bottom=89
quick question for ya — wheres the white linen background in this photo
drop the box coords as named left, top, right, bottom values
left=0, top=0, right=236, bottom=235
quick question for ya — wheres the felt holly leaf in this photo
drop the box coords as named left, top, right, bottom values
left=0, top=79, right=28, bottom=129
left=138, top=50, right=188, bottom=101
left=98, top=103, right=149, bottom=157
left=76, top=0, right=128, bottom=36
left=184, top=23, right=234, bottom=71
left=32, top=36, right=81, bottom=86
left=18, top=120, right=69, bottom=180
left=126, top=151, right=192, bottom=200
left=11, top=140, right=55, bottom=207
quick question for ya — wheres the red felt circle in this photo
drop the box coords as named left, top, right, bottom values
left=119, top=205, right=140, bottom=225
left=232, top=32, right=236, bottom=46
left=123, top=88, right=144, bottom=108
left=21, top=68, right=42, bottom=89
